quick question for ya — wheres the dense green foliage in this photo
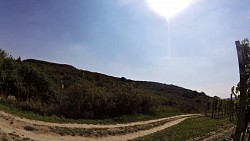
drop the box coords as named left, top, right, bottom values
left=137, top=82, right=210, bottom=112
left=0, top=48, right=211, bottom=119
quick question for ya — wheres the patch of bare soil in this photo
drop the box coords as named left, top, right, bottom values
left=188, top=127, right=235, bottom=141
left=0, top=111, right=200, bottom=141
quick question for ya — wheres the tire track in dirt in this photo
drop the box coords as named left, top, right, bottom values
left=0, top=111, right=198, bottom=128
left=0, top=111, right=201, bottom=141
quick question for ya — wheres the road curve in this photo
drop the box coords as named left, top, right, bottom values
left=0, top=110, right=201, bottom=141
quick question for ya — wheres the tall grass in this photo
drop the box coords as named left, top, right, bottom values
left=0, top=101, right=181, bottom=124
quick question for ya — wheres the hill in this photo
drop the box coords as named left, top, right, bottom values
left=24, top=59, right=211, bottom=114
left=0, top=49, right=211, bottom=119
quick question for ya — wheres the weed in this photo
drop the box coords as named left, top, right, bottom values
left=23, top=126, right=36, bottom=131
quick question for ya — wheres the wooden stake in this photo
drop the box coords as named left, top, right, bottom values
left=230, top=93, right=233, bottom=122
left=234, top=41, right=247, bottom=141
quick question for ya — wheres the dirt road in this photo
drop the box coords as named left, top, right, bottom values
left=0, top=111, right=200, bottom=141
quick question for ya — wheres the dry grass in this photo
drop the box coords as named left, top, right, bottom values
left=49, top=116, right=181, bottom=137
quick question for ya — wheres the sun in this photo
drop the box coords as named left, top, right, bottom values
left=147, top=0, right=194, bottom=19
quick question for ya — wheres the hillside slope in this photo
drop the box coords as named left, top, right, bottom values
left=24, top=59, right=211, bottom=114
left=0, top=48, right=211, bottom=119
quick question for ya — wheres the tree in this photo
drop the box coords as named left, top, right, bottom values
left=0, top=49, right=8, bottom=61
left=16, top=56, right=21, bottom=62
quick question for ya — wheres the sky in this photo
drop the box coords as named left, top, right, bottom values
left=0, top=0, right=250, bottom=98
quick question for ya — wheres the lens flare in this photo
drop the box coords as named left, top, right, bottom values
left=147, top=0, right=194, bottom=19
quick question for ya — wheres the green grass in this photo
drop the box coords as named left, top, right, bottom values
left=112, top=112, right=183, bottom=123
left=133, top=116, right=234, bottom=141
left=0, top=102, right=182, bottom=124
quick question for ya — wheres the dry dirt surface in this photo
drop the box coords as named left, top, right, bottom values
left=188, top=127, right=235, bottom=141
left=0, top=111, right=200, bottom=141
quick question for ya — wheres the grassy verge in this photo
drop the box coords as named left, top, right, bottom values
left=133, top=116, right=234, bottom=141
left=0, top=102, right=182, bottom=124
left=49, top=116, right=186, bottom=137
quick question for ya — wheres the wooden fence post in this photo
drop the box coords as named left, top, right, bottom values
left=233, top=41, right=247, bottom=141
left=230, top=93, right=234, bottom=122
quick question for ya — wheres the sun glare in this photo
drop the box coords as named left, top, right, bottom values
left=147, top=0, right=194, bottom=19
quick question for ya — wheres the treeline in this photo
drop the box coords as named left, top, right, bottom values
left=0, top=49, right=159, bottom=119
left=60, top=81, right=158, bottom=119
left=138, top=81, right=210, bottom=113
left=0, top=48, right=211, bottom=119
left=0, top=49, right=57, bottom=114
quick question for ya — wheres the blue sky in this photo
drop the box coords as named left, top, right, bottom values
left=0, top=0, right=250, bottom=98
